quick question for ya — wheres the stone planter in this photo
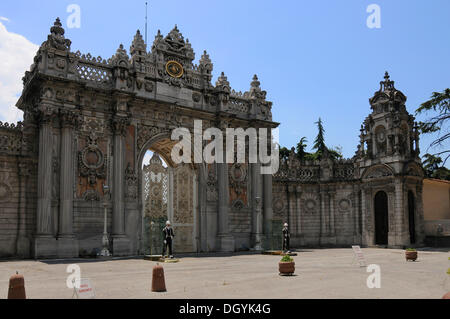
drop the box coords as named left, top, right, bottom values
left=279, top=261, right=295, bottom=276
left=405, top=251, right=417, bottom=261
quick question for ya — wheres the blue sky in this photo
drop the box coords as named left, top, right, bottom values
left=0, top=0, right=449, bottom=161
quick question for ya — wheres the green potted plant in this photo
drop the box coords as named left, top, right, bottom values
left=405, top=248, right=417, bottom=261
left=279, top=255, right=295, bottom=276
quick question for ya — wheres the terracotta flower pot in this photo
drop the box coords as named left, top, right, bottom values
left=405, top=251, right=417, bottom=261
left=279, top=261, right=295, bottom=276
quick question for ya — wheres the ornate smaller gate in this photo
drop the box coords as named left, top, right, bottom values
left=142, top=154, right=168, bottom=255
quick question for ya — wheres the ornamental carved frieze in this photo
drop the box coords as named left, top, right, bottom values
left=78, top=133, right=107, bottom=186
left=229, top=163, right=247, bottom=196
left=229, top=163, right=248, bottom=209
left=60, top=110, right=81, bottom=128
left=337, top=197, right=352, bottom=213
left=206, top=164, right=218, bottom=201
left=37, top=107, right=59, bottom=127
left=301, top=192, right=319, bottom=214
left=125, top=163, right=138, bottom=200
left=111, top=117, right=131, bottom=137
left=363, top=165, right=393, bottom=180
left=137, top=125, right=170, bottom=151
left=81, top=117, right=104, bottom=134
left=173, top=164, right=194, bottom=224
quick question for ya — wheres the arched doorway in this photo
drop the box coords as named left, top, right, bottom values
left=141, top=151, right=198, bottom=255
left=374, top=191, right=389, bottom=245
left=408, top=191, right=416, bottom=244
left=137, top=133, right=200, bottom=256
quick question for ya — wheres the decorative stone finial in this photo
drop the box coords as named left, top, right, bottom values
left=380, top=71, right=395, bottom=91
left=131, top=29, right=146, bottom=55
left=199, top=50, right=213, bottom=73
left=251, top=74, right=260, bottom=88
left=249, top=74, right=267, bottom=100
left=216, top=72, right=230, bottom=91
left=50, top=17, right=65, bottom=36
left=44, top=17, right=71, bottom=50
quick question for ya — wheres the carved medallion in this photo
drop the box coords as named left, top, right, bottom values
left=338, top=198, right=351, bottom=212
left=166, top=60, right=184, bottom=78
left=78, top=133, right=107, bottom=185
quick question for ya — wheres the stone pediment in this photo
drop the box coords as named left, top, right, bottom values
left=362, top=164, right=394, bottom=180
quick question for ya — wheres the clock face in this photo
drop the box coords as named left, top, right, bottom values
left=166, top=60, right=184, bottom=78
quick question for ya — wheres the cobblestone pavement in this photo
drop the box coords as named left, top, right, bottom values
left=0, top=248, right=449, bottom=299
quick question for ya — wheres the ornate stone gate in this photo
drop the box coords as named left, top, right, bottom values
left=2, top=19, right=276, bottom=258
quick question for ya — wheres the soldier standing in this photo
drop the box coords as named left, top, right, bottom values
left=162, top=221, right=175, bottom=259
left=282, top=223, right=290, bottom=253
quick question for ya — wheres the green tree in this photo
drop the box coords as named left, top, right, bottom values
left=309, top=118, right=343, bottom=161
left=422, top=153, right=450, bottom=180
left=416, top=88, right=450, bottom=165
left=296, top=137, right=309, bottom=160
left=312, top=118, right=326, bottom=156
left=279, top=147, right=290, bottom=162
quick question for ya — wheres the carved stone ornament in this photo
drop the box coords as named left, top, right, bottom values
left=192, top=92, right=202, bottom=103
left=145, top=80, right=154, bottom=92
left=111, top=117, right=130, bottom=136
left=273, top=197, right=285, bottom=213
left=78, top=133, right=107, bottom=185
left=338, top=198, right=351, bottom=213
left=206, top=165, right=218, bottom=201
left=125, top=163, right=138, bottom=200
left=229, top=164, right=247, bottom=196
left=364, top=166, right=393, bottom=180
left=137, top=125, right=170, bottom=151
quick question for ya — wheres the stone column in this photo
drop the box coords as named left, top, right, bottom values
left=415, top=182, right=426, bottom=245
left=111, top=117, right=130, bottom=255
left=263, top=173, right=273, bottom=245
left=319, top=190, right=327, bottom=245
left=168, top=166, right=174, bottom=223
left=251, top=163, right=263, bottom=250
left=393, top=178, right=407, bottom=247
left=287, top=185, right=296, bottom=234
left=296, top=186, right=302, bottom=242
left=361, top=187, right=373, bottom=246
left=217, top=162, right=234, bottom=251
left=34, top=109, right=57, bottom=258
left=16, top=161, right=31, bottom=258
left=57, top=111, right=79, bottom=257
left=329, top=191, right=336, bottom=237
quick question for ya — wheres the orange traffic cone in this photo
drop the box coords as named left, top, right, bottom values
left=8, top=272, right=26, bottom=299
left=151, top=263, right=167, bottom=292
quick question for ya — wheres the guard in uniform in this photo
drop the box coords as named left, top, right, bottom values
left=162, top=221, right=175, bottom=258
left=282, top=223, right=290, bottom=253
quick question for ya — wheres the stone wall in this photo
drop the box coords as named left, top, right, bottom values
left=0, top=122, right=37, bottom=258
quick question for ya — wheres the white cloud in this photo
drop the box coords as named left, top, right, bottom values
left=0, top=17, right=10, bottom=22
left=0, top=21, right=39, bottom=123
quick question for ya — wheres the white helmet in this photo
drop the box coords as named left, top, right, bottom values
left=284, top=223, right=288, bottom=227
left=166, top=221, right=171, bottom=226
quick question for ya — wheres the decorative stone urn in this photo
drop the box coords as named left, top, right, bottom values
left=279, top=255, right=295, bottom=276
left=405, top=249, right=418, bottom=261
